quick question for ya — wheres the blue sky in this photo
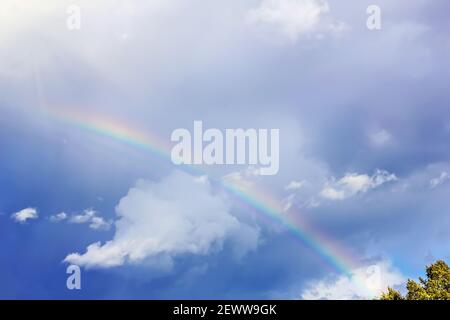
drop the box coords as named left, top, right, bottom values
left=1, top=0, right=450, bottom=299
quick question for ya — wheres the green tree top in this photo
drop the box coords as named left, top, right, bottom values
left=380, top=260, right=450, bottom=300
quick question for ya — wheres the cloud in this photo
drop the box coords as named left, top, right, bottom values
left=430, top=171, right=450, bottom=188
left=69, top=209, right=96, bottom=224
left=301, top=260, right=405, bottom=300
left=247, top=0, right=331, bottom=41
left=321, top=170, right=397, bottom=200
left=285, top=180, right=304, bottom=191
left=282, top=194, right=296, bottom=212
left=66, top=209, right=112, bottom=230
left=369, top=129, right=392, bottom=147
left=11, top=208, right=38, bottom=223
left=221, top=166, right=263, bottom=191
left=64, top=171, right=259, bottom=269
left=282, top=180, right=306, bottom=212
left=89, top=216, right=112, bottom=230
left=49, top=212, right=68, bottom=222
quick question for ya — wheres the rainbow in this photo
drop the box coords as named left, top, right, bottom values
left=45, top=106, right=360, bottom=276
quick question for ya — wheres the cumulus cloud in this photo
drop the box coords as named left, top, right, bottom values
left=247, top=0, right=332, bottom=41
left=11, top=208, right=38, bottom=223
left=321, top=170, right=397, bottom=200
left=430, top=171, right=450, bottom=188
left=49, top=212, right=68, bottom=222
left=301, top=260, right=405, bottom=300
left=64, top=171, right=259, bottom=269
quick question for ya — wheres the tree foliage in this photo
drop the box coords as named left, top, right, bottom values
left=380, top=287, right=404, bottom=300
left=380, top=260, right=450, bottom=300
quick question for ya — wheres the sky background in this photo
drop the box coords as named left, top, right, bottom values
left=1, top=0, right=450, bottom=299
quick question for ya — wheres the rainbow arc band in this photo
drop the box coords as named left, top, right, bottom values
left=46, top=106, right=358, bottom=277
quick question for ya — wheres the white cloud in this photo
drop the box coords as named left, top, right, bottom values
left=321, top=187, right=346, bottom=200
left=193, top=175, right=209, bottom=185
left=370, top=129, right=392, bottom=147
left=64, top=171, right=259, bottom=269
left=282, top=194, right=296, bottom=212
left=49, top=212, right=68, bottom=222
left=11, top=208, right=38, bottom=223
left=222, top=166, right=262, bottom=191
left=301, top=260, right=405, bottom=300
left=89, top=216, right=111, bottom=230
left=321, top=170, right=397, bottom=200
left=430, top=171, right=450, bottom=189
left=247, top=0, right=331, bottom=41
left=67, top=209, right=112, bottom=230
left=285, top=180, right=304, bottom=191
left=69, top=209, right=96, bottom=224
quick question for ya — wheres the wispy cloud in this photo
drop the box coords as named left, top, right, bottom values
left=247, top=0, right=342, bottom=41
left=430, top=171, right=450, bottom=189
left=369, top=129, right=392, bottom=147
left=69, top=209, right=112, bottom=230
left=321, top=170, right=397, bottom=200
left=49, top=212, right=68, bottom=223
left=285, top=180, right=305, bottom=191
left=49, top=209, right=112, bottom=230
